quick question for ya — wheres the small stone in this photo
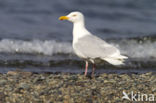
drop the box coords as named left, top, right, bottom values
left=20, top=72, right=32, bottom=77
left=0, top=92, right=5, bottom=101
left=19, top=82, right=30, bottom=89
left=7, top=71, right=18, bottom=76
left=0, top=79, right=7, bottom=85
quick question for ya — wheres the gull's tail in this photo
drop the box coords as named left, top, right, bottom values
left=103, top=55, right=128, bottom=65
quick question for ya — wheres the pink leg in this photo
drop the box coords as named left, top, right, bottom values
left=92, top=64, right=96, bottom=77
left=84, top=61, right=88, bottom=76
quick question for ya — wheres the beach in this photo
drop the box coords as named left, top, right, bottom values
left=0, top=71, right=155, bottom=103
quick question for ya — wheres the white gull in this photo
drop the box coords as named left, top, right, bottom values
left=59, top=11, right=128, bottom=76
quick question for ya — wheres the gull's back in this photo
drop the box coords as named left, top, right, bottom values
left=73, top=34, right=119, bottom=59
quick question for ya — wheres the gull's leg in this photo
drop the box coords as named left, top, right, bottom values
left=84, top=61, right=88, bottom=76
left=92, top=63, right=96, bottom=77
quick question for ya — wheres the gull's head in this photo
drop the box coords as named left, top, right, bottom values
left=59, top=11, right=84, bottom=23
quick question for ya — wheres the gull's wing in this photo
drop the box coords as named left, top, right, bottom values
left=73, top=34, right=120, bottom=59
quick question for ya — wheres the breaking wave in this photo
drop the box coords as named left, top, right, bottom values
left=0, top=38, right=155, bottom=59
left=0, top=39, right=73, bottom=55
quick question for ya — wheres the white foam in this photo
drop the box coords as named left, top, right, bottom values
left=0, top=39, right=73, bottom=55
left=115, top=40, right=156, bottom=58
left=0, top=39, right=155, bottom=59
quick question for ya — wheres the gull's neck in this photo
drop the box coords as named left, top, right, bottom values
left=73, top=21, right=90, bottom=44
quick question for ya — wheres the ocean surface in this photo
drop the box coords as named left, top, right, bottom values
left=0, top=0, right=156, bottom=74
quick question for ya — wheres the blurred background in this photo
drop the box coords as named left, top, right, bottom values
left=0, top=0, right=156, bottom=73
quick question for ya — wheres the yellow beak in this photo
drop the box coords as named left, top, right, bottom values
left=59, top=16, right=69, bottom=20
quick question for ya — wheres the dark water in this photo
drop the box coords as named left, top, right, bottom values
left=0, top=0, right=156, bottom=73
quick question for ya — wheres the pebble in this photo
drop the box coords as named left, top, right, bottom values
left=0, top=79, right=7, bottom=85
left=0, top=71, right=155, bottom=103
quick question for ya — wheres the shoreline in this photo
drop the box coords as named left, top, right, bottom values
left=0, top=71, right=156, bottom=103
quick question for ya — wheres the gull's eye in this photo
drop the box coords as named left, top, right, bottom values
left=73, top=14, right=77, bottom=17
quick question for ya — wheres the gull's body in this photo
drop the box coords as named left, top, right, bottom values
left=59, top=11, right=128, bottom=76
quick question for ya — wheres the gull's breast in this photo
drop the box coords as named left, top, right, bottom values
left=73, top=44, right=86, bottom=59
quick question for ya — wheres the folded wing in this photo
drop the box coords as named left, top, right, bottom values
left=74, top=35, right=128, bottom=65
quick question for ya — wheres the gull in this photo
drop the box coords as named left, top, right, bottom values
left=59, top=11, right=128, bottom=76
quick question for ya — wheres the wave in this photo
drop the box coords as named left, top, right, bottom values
left=0, top=39, right=73, bottom=55
left=116, top=39, right=156, bottom=58
left=0, top=38, right=155, bottom=59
